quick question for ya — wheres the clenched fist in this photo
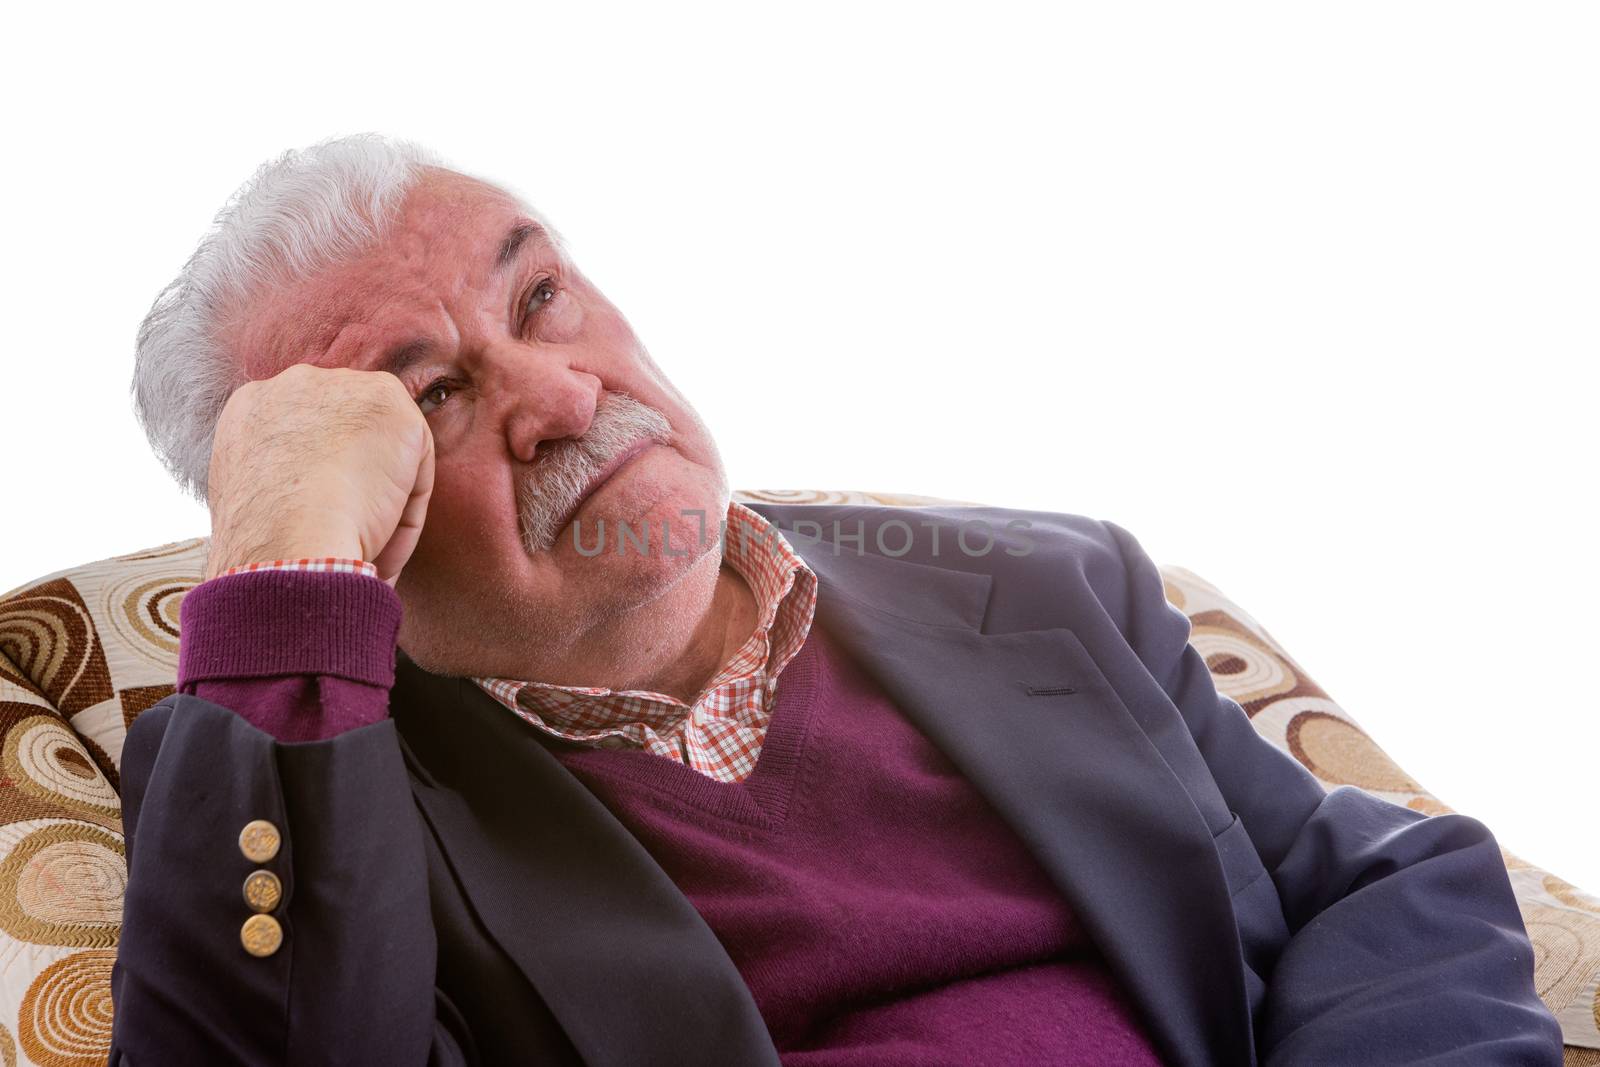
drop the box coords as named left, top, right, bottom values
left=203, top=364, right=436, bottom=586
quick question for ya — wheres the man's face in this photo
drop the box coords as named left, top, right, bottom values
left=224, top=168, right=730, bottom=678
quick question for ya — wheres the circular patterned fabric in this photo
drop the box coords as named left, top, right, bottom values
left=18, top=949, right=116, bottom=1067
left=0, top=822, right=125, bottom=948
left=1, top=717, right=121, bottom=827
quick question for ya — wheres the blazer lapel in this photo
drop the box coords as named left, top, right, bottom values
left=788, top=529, right=1255, bottom=1067
left=389, top=659, right=781, bottom=1067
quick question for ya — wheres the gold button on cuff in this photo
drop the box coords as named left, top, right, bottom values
left=239, top=820, right=281, bottom=864
left=241, top=914, right=283, bottom=958
left=242, top=869, right=283, bottom=913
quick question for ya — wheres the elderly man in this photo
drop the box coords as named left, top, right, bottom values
left=109, top=135, right=1561, bottom=1066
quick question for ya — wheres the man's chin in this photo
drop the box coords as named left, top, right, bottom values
left=395, top=525, right=722, bottom=683
left=547, top=515, right=723, bottom=623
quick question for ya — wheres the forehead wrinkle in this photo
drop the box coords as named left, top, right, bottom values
left=240, top=247, right=397, bottom=375
left=263, top=276, right=447, bottom=378
left=402, top=176, right=542, bottom=280
left=247, top=177, right=528, bottom=378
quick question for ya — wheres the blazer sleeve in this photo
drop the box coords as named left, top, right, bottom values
left=109, top=650, right=475, bottom=1062
left=1101, top=521, right=1563, bottom=1066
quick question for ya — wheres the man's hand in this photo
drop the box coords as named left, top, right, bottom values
left=204, top=364, right=435, bottom=586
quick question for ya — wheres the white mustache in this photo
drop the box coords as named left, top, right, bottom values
left=516, top=393, right=672, bottom=554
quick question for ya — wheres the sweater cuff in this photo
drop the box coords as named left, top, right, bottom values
left=178, top=569, right=402, bottom=689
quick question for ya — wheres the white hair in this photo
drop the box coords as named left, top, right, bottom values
left=132, top=133, right=444, bottom=502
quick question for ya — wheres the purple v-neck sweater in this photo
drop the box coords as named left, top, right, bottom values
left=177, top=571, right=1165, bottom=1063
left=553, top=624, right=1163, bottom=1065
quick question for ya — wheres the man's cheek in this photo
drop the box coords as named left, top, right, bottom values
left=415, top=482, right=500, bottom=564
left=537, top=291, right=583, bottom=342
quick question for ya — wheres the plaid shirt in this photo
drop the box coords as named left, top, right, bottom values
left=223, top=501, right=818, bottom=784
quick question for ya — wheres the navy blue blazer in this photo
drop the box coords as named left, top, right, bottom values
left=109, top=504, right=1563, bottom=1065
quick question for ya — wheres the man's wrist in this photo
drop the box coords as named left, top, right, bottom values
left=204, top=530, right=366, bottom=581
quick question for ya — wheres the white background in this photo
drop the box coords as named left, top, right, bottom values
left=3, top=3, right=1596, bottom=889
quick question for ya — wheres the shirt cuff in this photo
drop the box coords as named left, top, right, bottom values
left=221, top=557, right=379, bottom=578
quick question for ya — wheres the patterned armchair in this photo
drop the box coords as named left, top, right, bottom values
left=1, top=489, right=1596, bottom=1066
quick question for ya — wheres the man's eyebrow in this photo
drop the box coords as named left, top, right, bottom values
left=374, top=338, right=436, bottom=380
left=495, top=220, right=551, bottom=271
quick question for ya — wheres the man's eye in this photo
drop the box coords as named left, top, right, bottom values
left=527, top=280, right=556, bottom=315
left=417, top=380, right=454, bottom=414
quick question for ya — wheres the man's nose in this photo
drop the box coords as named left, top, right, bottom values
left=483, top=342, right=603, bottom=464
